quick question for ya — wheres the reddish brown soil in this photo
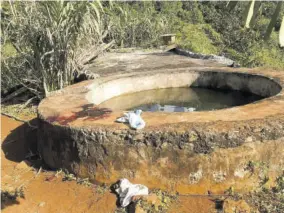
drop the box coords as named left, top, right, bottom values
left=168, top=196, right=217, bottom=213
left=1, top=115, right=217, bottom=213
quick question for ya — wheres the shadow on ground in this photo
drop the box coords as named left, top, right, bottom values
left=2, top=118, right=38, bottom=163
left=1, top=192, right=20, bottom=210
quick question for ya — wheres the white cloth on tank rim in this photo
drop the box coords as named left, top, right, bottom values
left=116, top=109, right=146, bottom=130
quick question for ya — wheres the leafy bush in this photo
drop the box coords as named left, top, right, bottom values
left=199, top=1, right=284, bottom=68
left=1, top=1, right=106, bottom=98
left=106, top=2, right=168, bottom=48
left=1, top=1, right=283, bottom=100
left=176, top=24, right=220, bottom=54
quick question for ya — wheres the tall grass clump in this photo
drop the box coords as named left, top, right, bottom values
left=1, top=1, right=107, bottom=98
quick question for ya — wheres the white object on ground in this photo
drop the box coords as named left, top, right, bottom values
left=115, top=178, right=149, bottom=207
left=116, top=109, right=146, bottom=130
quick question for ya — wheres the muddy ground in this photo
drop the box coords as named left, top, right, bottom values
left=2, top=114, right=281, bottom=213
left=1, top=115, right=219, bottom=213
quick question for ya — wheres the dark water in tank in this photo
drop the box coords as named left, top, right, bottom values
left=99, top=87, right=263, bottom=112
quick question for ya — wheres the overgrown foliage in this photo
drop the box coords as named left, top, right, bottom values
left=105, top=2, right=169, bottom=48
left=176, top=24, right=220, bottom=54
left=1, top=1, right=283, bottom=100
left=1, top=1, right=107, bottom=98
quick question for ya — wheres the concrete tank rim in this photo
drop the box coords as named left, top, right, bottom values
left=37, top=67, right=284, bottom=129
left=85, top=69, right=282, bottom=104
left=36, top=65, right=284, bottom=194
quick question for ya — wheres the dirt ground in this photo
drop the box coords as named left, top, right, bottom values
left=1, top=115, right=219, bottom=213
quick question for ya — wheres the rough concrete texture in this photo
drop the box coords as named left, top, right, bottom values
left=38, top=50, right=284, bottom=194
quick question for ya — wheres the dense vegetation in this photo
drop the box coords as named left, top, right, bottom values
left=1, top=1, right=284, bottom=100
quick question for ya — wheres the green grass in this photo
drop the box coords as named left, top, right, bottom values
left=176, top=24, right=220, bottom=55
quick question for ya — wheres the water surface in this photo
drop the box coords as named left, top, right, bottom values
left=99, top=87, right=263, bottom=112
